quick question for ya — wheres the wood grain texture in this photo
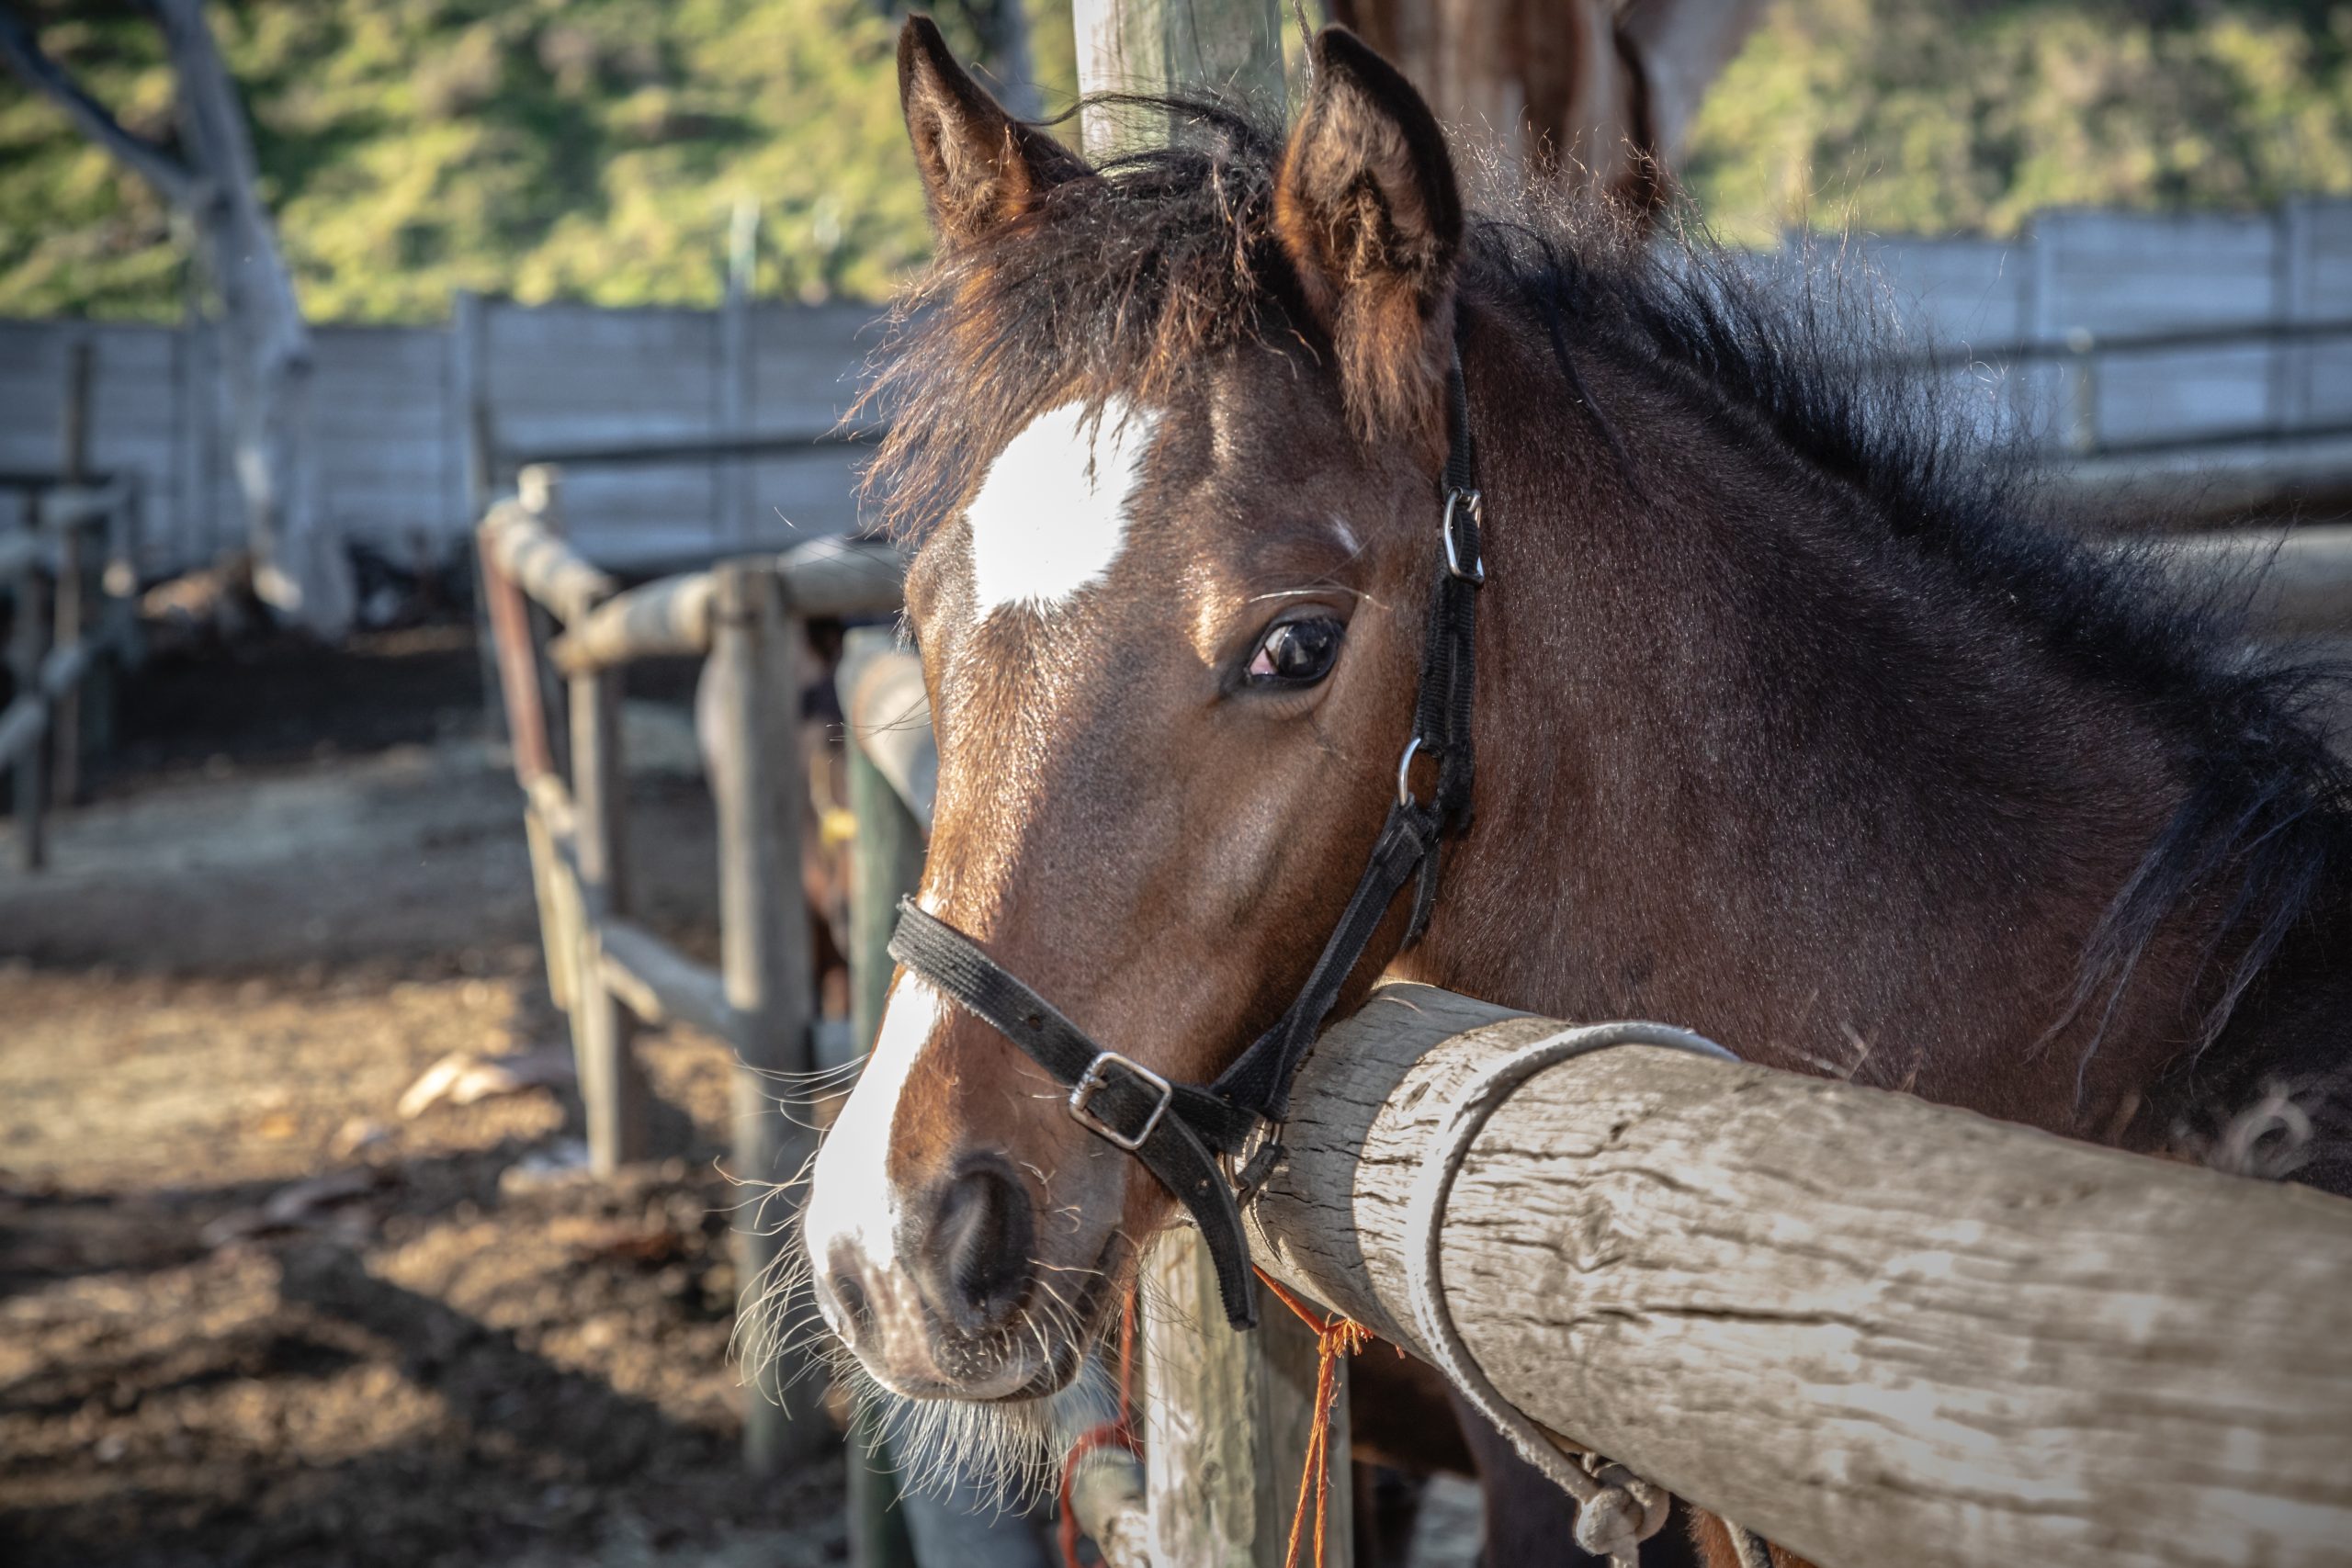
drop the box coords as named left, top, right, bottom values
left=564, top=661, right=647, bottom=1174
left=1248, top=983, right=2352, bottom=1568
left=1141, top=1226, right=1351, bottom=1568
left=708, top=561, right=830, bottom=1471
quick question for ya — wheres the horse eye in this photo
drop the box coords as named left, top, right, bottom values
left=1246, top=617, right=1344, bottom=685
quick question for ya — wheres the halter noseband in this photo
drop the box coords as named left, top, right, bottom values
left=888, top=345, right=1486, bottom=1330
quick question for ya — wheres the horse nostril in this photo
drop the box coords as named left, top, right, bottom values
left=923, top=1162, right=1035, bottom=1333
left=823, top=1244, right=876, bottom=1348
left=831, top=1269, right=873, bottom=1340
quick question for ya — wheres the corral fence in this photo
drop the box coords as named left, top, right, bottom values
left=2, top=339, right=146, bottom=873
left=472, top=462, right=899, bottom=1471
left=7, top=198, right=2352, bottom=592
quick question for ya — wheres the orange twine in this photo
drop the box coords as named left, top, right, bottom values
left=1057, top=1274, right=1375, bottom=1568
left=1258, top=1270, right=1375, bottom=1568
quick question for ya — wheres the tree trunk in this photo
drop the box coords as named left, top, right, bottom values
left=0, top=1, right=350, bottom=637
left=153, top=0, right=350, bottom=637
left=1329, top=0, right=1762, bottom=209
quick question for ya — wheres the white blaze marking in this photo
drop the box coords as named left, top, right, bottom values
left=806, top=976, right=948, bottom=1275
left=966, top=399, right=1159, bottom=615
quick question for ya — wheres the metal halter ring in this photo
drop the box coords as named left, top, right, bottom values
left=1397, top=734, right=1435, bottom=807
left=1443, top=489, right=1486, bottom=584
left=1069, top=1050, right=1173, bottom=1152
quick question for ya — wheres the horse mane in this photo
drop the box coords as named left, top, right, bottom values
left=856, top=94, right=2352, bottom=1100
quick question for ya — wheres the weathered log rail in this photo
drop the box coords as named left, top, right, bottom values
left=473, top=464, right=898, bottom=1474
left=1245, top=985, right=2352, bottom=1568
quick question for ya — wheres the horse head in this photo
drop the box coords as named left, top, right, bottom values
left=802, top=18, right=1474, bottom=1412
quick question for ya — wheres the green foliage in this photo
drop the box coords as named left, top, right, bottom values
left=0, top=0, right=1054, bottom=321
left=4, top=1, right=2349, bottom=321
left=1684, top=0, right=2352, bottom=244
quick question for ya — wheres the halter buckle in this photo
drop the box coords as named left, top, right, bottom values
left=1069, top=1050, right=1173, bottom=1152
left=1443, top=489, right=1486, bottom=584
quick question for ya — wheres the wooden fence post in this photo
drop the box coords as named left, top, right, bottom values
left=710, top=558, right=830, bottom=1472
left=10, top=491, right=46, bottom=874
left=1068, top=3, right=1345, bottom=1560
left=515, top=463, right=646, bottom=1174
left=842, top=626, right=924, bottom=1568
left=566, top=649, right=648, bottom=1172
left=454, top=288, right=509, bottom=744
left=718, top=198, right=757, bottom=549
left=1072, top=0, right=1287, bottom=152
left=52, top=335, right=90, bottom=807
left=85, top=476, right=138, bottom=767
left=1142, top=1228, right=1351, bottom=1568
left=478, top=508, right=580, bottom=1019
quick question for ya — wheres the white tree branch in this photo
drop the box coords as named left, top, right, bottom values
left=0, top=5, right=203, bottom=208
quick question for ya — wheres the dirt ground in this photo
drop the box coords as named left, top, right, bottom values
left=0, top=628, right=849, bottom=1568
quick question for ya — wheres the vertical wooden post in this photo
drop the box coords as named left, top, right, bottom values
left=841, top=626, right=924, bottom=1568
left=453, top=288, right=508, bottom=743
left=86, top=476, right=137, bottom=768
left=532, top=461, right=644, bottom=1173
left=454, top=291, right=493, bottom=515
left=2274, top=199, right=2315, bottom=437
left=519, top=467, right=573, bottom=784
left=1069, top=5, right=1346, bottom=1559
left=844, top=631, right=928, bottom=1061
left=1072, top=0, right=1286, bottom=151
left=1142, top=1230, right=1351, bottom=1568
left=10, top=491, right=46, bottom=873
left=567, top=653, right=648, bottom=1172
left=51, top=515, right=83, bottom=806
left=52, top=335, right=90, bottom=807
left=718, top=199, right=757, bottom=549
left=710, top=559, right=829, bottom=1471
left=477, top=509, right=579, bottom=1018
left=174, top=289, right=203, bottom=569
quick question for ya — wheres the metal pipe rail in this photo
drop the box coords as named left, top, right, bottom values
left=1247, top=984, right=2352, bottom=1568
left=474, top=465, right=905, bottom=1480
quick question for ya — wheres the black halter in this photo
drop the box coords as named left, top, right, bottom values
left=889, top=346, right=1486, bottom=1330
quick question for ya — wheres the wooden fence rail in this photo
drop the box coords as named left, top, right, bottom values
left=1245, top=985, right=2352, bottom=1568
left=473, top=464, right=899, bottom=1474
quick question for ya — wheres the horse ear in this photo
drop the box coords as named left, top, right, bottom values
left=899, top=16, right=1087, bottom=247
left=1274, top=27, right=1464, bottom=451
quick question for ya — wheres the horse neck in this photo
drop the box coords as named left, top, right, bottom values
left=1386, top=321, right=2202, bottom=1140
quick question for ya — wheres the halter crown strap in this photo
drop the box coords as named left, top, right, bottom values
left=887, top=344, right=1485, bottom=1329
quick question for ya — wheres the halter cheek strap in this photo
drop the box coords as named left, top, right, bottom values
left=888, top=344, right=1486, bottom=1330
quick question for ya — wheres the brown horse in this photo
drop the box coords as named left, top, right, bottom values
left=793, top=18, right=2352, bottom=1566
